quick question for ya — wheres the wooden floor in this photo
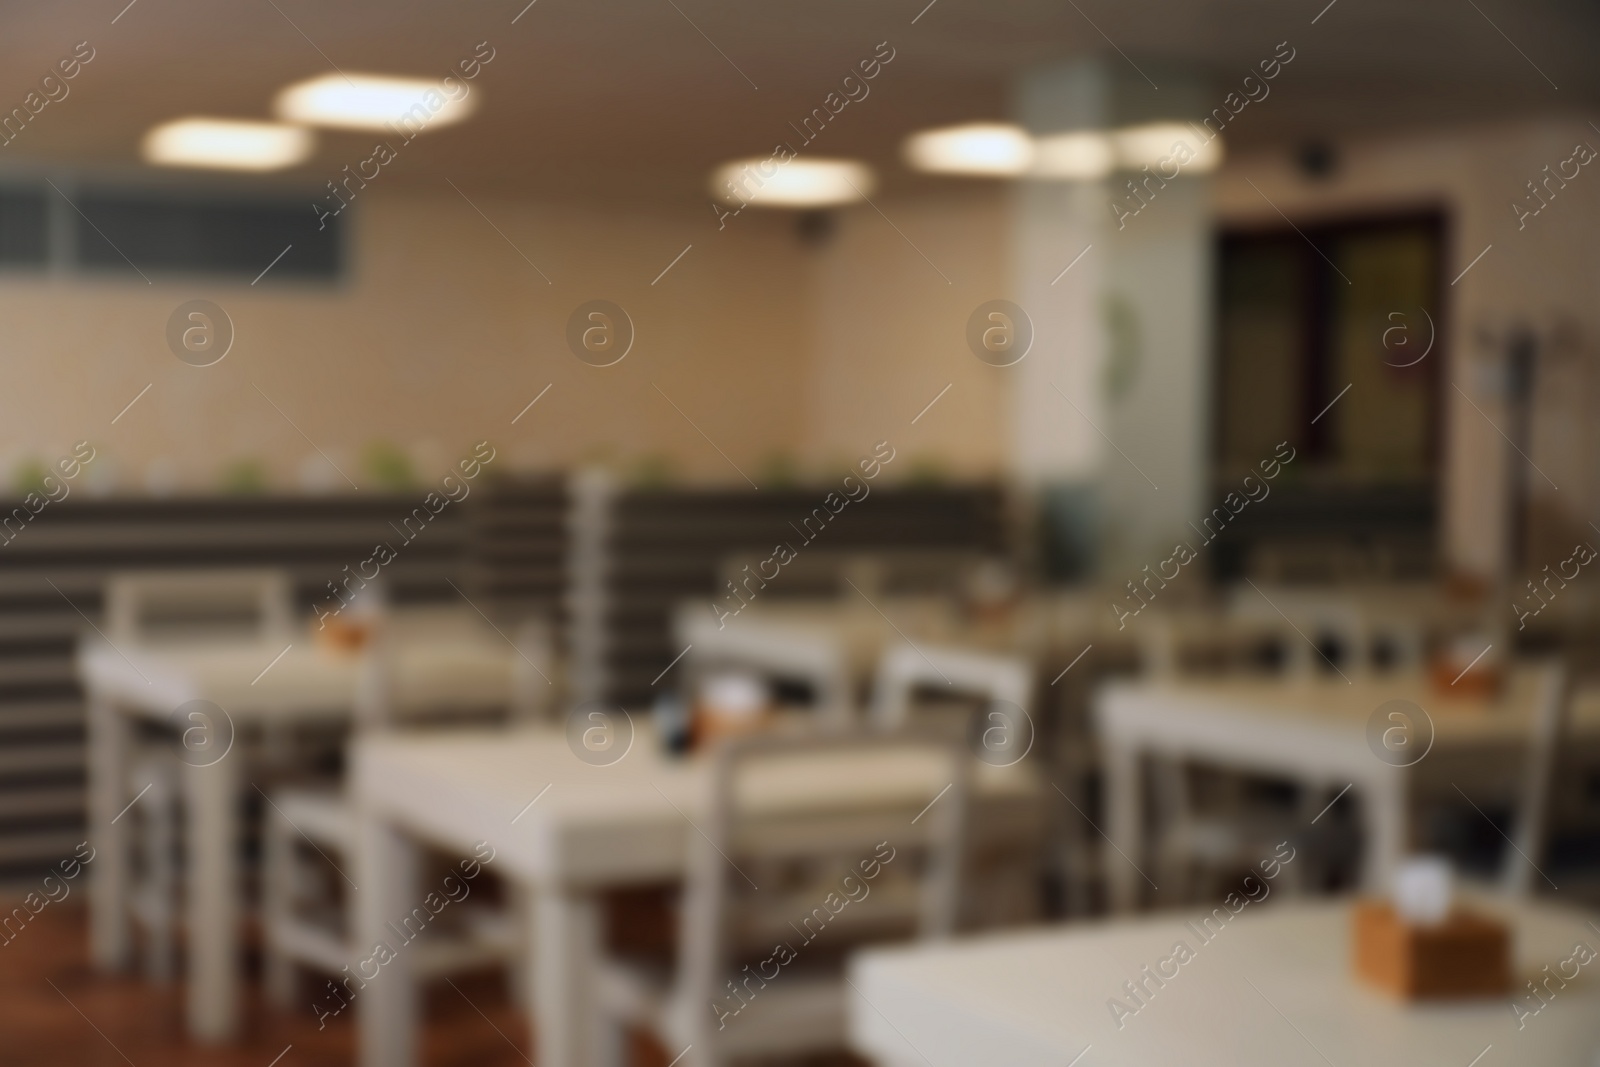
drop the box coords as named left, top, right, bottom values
left=1, top=900, right=875, bottom=1067
left=0, top=900, right=537, bottom=1067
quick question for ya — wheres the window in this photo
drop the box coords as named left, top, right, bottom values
left=1215, top=211, right=1443, bottom=486
left=1210, top=211, right=1444, bottom=579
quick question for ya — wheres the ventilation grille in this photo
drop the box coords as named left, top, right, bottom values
left=0, top=183, right=341, bottom=281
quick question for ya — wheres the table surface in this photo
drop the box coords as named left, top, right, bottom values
left=1097, top=670, right=1600, bottom=747
left=849, top=896, right=1600, bottom=1067
left=77, top=632, right=515, bottom=720
left=354, top=724, right=1040, bottom=886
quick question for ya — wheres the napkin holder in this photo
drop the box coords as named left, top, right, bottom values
left=1353, top=900, right=1510, bottom=1000
left=1428, top=636, right=1503, bottom=697
left=691, top=672, right=772, bottom=748
left=315, top=614, right=375, bottom=653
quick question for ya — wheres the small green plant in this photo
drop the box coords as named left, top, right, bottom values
left=906, top=455, right=951, bottom=486
left=11, top=458, right=48, bottom=496
left=629, top=452, right=678, bottom=488
left=362, top=441, right=416, bottom=490
left=219, top=459, right=268, bottom=494
left=758, top=450, right=801, bottom=487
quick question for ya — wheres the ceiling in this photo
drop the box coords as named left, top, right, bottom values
left=0, top=0, right=1594, bottom=206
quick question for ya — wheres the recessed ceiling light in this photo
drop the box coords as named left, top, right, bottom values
left=1113, top=122, right=1224, bottom=173
left=274, top=73, right=477, bottom=132
left=711, top=158, right=876, bottom=208
left=903, top=123, right=1034, bottom=177
left=142, top=118, right=314, bottom=171
left=1032, top=131, right=1114, bottom=180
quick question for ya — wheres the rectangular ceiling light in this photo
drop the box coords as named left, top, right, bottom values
left=275, top=73, right=476, bottom=132
left=142, top=118, right=314, bottom=171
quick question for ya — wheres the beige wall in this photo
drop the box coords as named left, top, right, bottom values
left=0, top=178, right=1015, bottom=496
left=4, top=115, right=1593, bottom=582
left=803, top=185, right=1008, bottom=478
left=1215, top=115, right=1600, bottom=577
left=0, top=188, right=815, bottom=491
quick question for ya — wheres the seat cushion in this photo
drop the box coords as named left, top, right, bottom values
left=271, top=788, right=354, bottom=847
left=664, top=971, right=845, bottom=1056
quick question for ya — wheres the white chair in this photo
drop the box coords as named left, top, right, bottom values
left=107, top=569, right=294, bottom=648
left=674, top=607, right=854, bottom=727
left=377, top=606, right=557, bottom=726
left=1137, top=610, right=1291, bottom=680
left=868, top=642, right=1041, bottom=926
left=594, top=731, right=969, bottom=1067
left=105, top=568, right=294, bottom=982
left=1136, top=611, right=1313, bottom=902
left=715, top=548, right=985, bottom=601
left=867, top=641, right=1032, bottom=734
left=1227, top=585, right=1424, bottom=679
left=262, top=611, right=550, bottom=1005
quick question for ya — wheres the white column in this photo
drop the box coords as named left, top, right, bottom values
left=1008, top=60, right=1214, bottom=578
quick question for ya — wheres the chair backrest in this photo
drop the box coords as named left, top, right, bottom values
left=675, top=608, right=853, bottom=727
left=1135, top=610, right=1291, bottom=680
left=868, top=641, right=1031, bottom=734
left=106, top=568, right=293, bottom=645
left=1505, top=660, right=1573, bottom=896
left=716, top=548, right=985, bottom=601
left=1228, top=586, right=1424, bottom=680
left=511, top=615, right=558, bottom=724
left=677, top=730, right=968, bottom=1051
left=354, top=607, right=556, bottom=730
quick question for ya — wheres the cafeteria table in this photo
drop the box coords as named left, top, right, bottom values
left=849, top=894, right=1600, bottom=1066
left=1095, top=670, right=1600, bottom=912
left=80, top=633, right=516, bottom=1041
left=352, top=722, right=1043, bottom=1067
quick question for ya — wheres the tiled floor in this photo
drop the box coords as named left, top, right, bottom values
left=0, top=900, right=536, bottom=1067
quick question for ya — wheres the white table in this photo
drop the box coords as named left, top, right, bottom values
left=80, top=634, right=515, bottom=1041
left=849, top=896, right=1600, bottom=1066
left=352, top=725, right=1043, bottom=1067
left=1095, top=673, right=1600, bottom=912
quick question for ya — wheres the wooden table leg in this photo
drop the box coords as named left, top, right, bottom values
left=183, top=751, right=239, bottom=1041
left=1103, top=739, right=1144, bottom=913
left=357, top=813, right=421, bottom=1067
left=88, top=691, right=132, bottom=971
left=532, top=884, right=611, bottom=1067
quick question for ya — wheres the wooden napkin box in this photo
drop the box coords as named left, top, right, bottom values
left=1353, top=900, right=1510, bottom=1000
left=315, top=615, right=374, bottom=653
